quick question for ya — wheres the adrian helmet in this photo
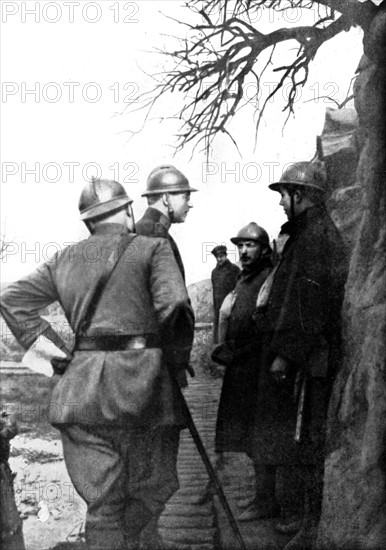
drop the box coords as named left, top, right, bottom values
left=230, top=222, right=270, bottom=247
left=79, top=178, right=132, bottom=221
left=141, top=165, right=197, bottom=197
left=269, top=162, right=326, bottom=193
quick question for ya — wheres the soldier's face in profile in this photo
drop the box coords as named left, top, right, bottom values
left=216, top=253, right=227, bottom=267
left=279, top=187, right=292, bottom=219
left=237, top=240, right=262, bottom=269
left=167, top=192, right=192, bottom=223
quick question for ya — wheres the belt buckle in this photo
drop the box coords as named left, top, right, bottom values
left=128, top=336, right=146, bottom=350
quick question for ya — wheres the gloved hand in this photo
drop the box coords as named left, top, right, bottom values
left=51, top=347, right=73, bottom=376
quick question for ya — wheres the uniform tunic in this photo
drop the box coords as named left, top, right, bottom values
left=250, top=205, right=348, bottom=465
left=215, top=258, right=271, bottom=453
left=0, top=223, right=194, bottom=549
left=211, top=259, right=240, bottom=343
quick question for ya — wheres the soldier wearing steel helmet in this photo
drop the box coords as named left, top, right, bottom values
left=249, top=162, right=348, bottom=549
left=134, top=165, right=197, bottom=547
left=213, top=223, right=272, bottom=500
left=0, top=177, right=194, bottom=550
left=136, top=165, right=197, bottom=280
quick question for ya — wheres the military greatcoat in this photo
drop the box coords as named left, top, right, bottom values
left=0, top=223, right=194, bottom=549
left=250, top=205, right=348, bottom=465
left=215, top=257, right=271, bottom=453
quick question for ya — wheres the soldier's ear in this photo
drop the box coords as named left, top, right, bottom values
left=293, top=189, right=303, bottom=204
left=126, top=203, right=134, bottom=219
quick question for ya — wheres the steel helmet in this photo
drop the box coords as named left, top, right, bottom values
left=269, top=161, right=326, bottom=193
left=231, top=222, right=270, bottom=247
left=141, top=165, right=197, bottom=197
left=79, top=178, right=133, bottom=221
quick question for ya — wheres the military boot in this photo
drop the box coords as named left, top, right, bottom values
left=275, top=515, right=303, bottom=535
left=238, top=463, right=280, bottom=521
left=283, top=516, right=318, bottom=550
left=275, top=465, right=304, bottom=535
left=283, top=471, right=321, bottom=550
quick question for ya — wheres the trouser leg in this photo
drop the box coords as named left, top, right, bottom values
left=276, top=465, right=305, bottom=520
left=61, top=424, right=130, bottom=550
left=126, top=426, right=180, bottom=549
left=61, top=423, right=181, bottom=549
left=283, top=465, right=324, bottom=550
left=238, top=463, right=279, bottom=521
left=253, top=463, right=277, bottom=505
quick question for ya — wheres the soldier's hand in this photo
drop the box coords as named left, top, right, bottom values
left=270, top=356, right=289, bottom=383
left=51, top=348, right=73, bottom=376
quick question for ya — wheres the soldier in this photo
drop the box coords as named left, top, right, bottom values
left=210, top=245, right=240, bottom=344
left=0, top=178, right=194, bottom=550
left=136, top=164, right=197, bottom=282
left=213, top=223, right=272, bottom=513
left=130, top=165, right=197, bottom=546
left=251, top=162, right=348, bottom=549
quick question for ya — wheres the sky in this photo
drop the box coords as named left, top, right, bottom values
left=0, top=1, right=364, bottom=285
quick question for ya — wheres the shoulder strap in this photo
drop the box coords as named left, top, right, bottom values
left=77, top=232, right=137, bottom=337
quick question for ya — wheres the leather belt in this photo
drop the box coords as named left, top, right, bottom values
left=74, top=334, right=160, bottom=351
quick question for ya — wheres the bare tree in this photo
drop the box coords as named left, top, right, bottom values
left=133, top=0, right=379, bottom=154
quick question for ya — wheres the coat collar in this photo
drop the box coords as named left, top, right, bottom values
left=142, top=207, right=171, bottom=231
left=239, top=256, right=272, bottom=282
left=280, top=204, right=326, bottom=237
left=214, top=258, right=233, bottom=270
left=92, top=223, right=129, bottom=236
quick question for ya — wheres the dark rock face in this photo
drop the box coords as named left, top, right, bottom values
left=318, top=29, right=386, bottom=550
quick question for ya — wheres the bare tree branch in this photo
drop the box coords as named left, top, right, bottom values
left=128, top=1, right=379, bottom=155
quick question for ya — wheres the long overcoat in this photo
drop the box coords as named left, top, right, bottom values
left=211, top=259, right=240, bottom=343
left=215, top=258, right=271, bottom=453
left=250, top=205, right=348, bottom=465
left=136, top=207, right=186, bottom=280
left=136, top=206, right=194, bottom=387
left=0, top=224, right=194, bottom=428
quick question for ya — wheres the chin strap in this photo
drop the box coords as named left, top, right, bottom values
left=290, top=192, right=295, bottom=221
left=84, top=220, right=94, bottom=234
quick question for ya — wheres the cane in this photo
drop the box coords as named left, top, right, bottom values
left=171, top=378, right=248, bottom=550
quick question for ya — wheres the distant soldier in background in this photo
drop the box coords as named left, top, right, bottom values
left=210, top=245, right=240, bottom=344
left=251, top=162, right=348, bottom=549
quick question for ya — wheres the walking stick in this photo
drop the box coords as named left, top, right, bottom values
left=171, top=378, right=248, bottom=550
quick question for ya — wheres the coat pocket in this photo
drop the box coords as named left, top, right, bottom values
left=49, top=349, right=163, bottom=425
